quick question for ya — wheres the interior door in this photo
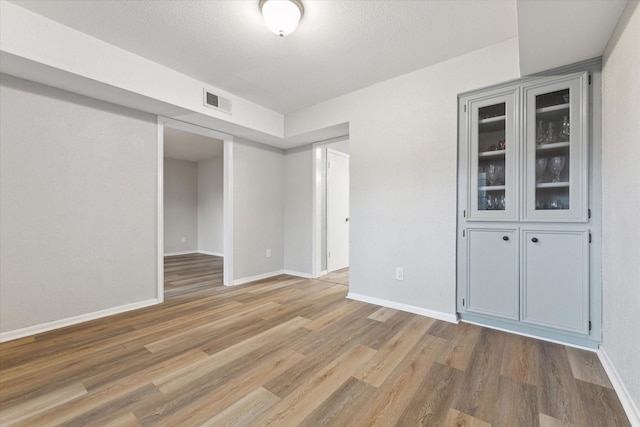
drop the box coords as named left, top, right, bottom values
left=327, top=150, right=349, bottom=272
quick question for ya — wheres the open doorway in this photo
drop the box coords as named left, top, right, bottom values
left=156, top=118, right=234, bottom=302
left=313, top=138, right=350, bottom=282
left=163, top=127, right=224, bottom=298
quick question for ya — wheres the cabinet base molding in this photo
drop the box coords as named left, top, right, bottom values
left=347, top=292, right=458, bottom=324
left=597, top=347, right=640, bottom=427
left=459, top=313, right=599, bottom=349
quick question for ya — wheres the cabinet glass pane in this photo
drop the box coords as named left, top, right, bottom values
left=477, top=103, right=506, bottom=211
left=534, top=89, right=570, bottom=211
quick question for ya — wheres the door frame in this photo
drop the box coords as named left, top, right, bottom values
left=156, top=117, right=234, bottom=302
left=311, top=136, right=349, bottom=278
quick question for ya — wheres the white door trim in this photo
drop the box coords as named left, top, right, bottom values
left=156, top=117, right=234, bottom=302
left=312, top=145, right=323, bottom=278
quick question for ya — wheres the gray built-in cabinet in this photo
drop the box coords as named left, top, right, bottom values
left=457, top=60, right=601, bottom=348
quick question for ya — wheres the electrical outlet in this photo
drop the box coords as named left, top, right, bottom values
left=266, top=248, right=272, bottom=258
left=181, top=236, right=187, bottom=243
left=395, top=267, right=404, bottom=281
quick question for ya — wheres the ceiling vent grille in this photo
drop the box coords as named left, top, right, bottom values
left=203, top=89, right=232, bottom=114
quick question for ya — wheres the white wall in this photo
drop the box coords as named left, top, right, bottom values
left=285, top=39, right=520, bottom=318
left=601, top=0, right=640, bottom=419
left=284, top=147, right=313, bottom=276
left=233, top=138, right=284, bottom=282
left=198, top=156, right=224, bottom=256
left=0, top=74, right=158, bottom=335
left=163, top=158, right=198, bottom=254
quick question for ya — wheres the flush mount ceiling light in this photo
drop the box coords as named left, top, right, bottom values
left=259, top=0, right=304, bottom=37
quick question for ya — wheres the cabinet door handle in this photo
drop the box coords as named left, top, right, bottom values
left=502, top=236, right=509, bottom=241
left=531, top=237, right=539, bottom=243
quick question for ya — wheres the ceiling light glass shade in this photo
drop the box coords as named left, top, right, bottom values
left=260, top=0, right=304, bottom=37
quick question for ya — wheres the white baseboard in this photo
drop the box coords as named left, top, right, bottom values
left=0, top=299, right=159, bottom=343
left=197, top=250, right=224, bottom=257
left=283, top=270, right=313, bottom=279
left=597, top=347, right=640, bottom=426
left=164, top=250, right=198, bottom=256
left=347, top=292, right=458, bottom=324
left=232, top=270, right=286, bottom=286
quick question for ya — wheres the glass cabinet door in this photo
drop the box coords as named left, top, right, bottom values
left=468, top=89, right=518, bottom=221
left=523, top=73, right=589, bottom=222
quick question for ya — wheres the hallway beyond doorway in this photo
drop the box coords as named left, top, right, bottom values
left=164, top=253, right=223, bottom=299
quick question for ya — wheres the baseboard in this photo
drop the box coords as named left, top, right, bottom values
left=597, top=347, right=640, bottom=426
left=232, top=270, right=286, bottom=286
left=197, top=250, right=224, bottom=257
left=283, top=270, right=313, bottom=279
left=164, top=250, right=198, bottom=256
left=346, top=292, right=458, bottom=324
left=0, top=298, right=159, bottom=343
left=460, top=317, right=598, bottom=350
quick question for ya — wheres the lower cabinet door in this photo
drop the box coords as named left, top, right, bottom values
left=521, top=229, right=589, bottom=334
left=467, top=228, right=519, bottom=320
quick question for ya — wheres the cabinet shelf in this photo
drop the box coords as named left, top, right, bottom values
left=536, top=182, right=570, bottom=189
left=479, top=115, right=506, bottom=124
left=536, top=142, right=570, bottom=151
left=536, top=103, right=569, bottom=114
left=479, top=185, right=506, bottom=191
left=478, top=149, right=506, bottom=158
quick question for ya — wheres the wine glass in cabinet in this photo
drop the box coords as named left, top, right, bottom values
left=467, top=88, right=518, bottom=221
left=523, top=73, right=589, bottom=222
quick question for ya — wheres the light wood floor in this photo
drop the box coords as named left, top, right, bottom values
left=0, top=254, right=629, bottom=426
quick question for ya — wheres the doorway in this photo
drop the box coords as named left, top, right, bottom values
left=156, top=117, right=234, bottom=302
left=312, top=138, right=350, bottom=278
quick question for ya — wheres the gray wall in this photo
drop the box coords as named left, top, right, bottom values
left=233, top=138, right=284, bottom=280
left=163, top=158, right=198, bottom=254
left=285, top=40, right=520, bottom=317
left=198, top=156, right=224, bottom=255
left=602, top=0, right=640, bottom=414
left=0, top=74, right=158, bottom=334
left=284, top=146, right=313, bottom=275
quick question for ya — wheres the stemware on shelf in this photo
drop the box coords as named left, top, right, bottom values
left=536, top=158, right=547, bottom=183
left=545, top=122, right=556, bottom=144
left=559, top=116, right=570, bottom=142
left=496, top=165, right=505, bottom=185
left=536, top=120, right=545, bottom=145
left=549, top=156, right=566, bottom=183
left=487, top=164, right=498, bottom=186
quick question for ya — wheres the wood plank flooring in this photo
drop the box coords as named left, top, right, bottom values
left=0, top=254, right=630, bottom=426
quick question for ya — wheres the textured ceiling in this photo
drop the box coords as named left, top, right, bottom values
left=11, top=0, right=518, bottom=114
left=164, top=127, right=223, bottom=162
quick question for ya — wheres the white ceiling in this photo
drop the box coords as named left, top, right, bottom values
left=164, top=127, right=223, bottom=162
left=11, top=0, right=519, bottom=114
left=517, top=0, right=629, bottom=75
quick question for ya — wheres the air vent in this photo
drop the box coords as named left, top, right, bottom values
left=203, top=89, right=232, bottom=114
